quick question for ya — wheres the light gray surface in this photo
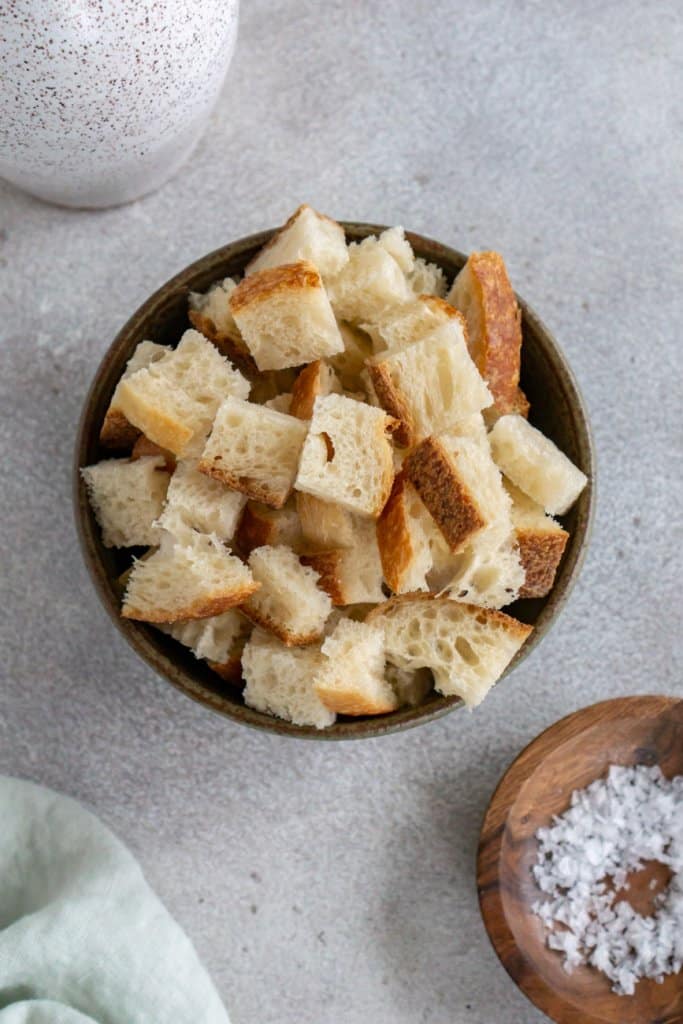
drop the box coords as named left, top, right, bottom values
left=0, top=2, right=681, bottom=1022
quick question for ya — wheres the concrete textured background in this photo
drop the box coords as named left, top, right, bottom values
left=1, top=2, right=681, bottom=1022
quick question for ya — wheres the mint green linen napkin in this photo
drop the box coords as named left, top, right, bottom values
left=0, top=778, right=230, bottom=1024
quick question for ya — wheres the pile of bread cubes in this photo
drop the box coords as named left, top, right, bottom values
left=82, top=205, right=588, bottom=729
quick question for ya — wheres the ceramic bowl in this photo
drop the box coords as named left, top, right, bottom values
left=74, top=224, right=595, bottom=739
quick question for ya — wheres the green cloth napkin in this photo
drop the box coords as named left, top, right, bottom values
left=0, top=778, right=230, bottom=1024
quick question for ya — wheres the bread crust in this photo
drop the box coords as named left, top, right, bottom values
left=366, top=362, right=414, bottom=447
left=198, top=461, right=291, bottom=510
left=99, top=408, right=140, bottom=449
left=116, top=379, right=195, bottom=456
left=366, top=593, right=533, bottom=643
left=235, top=502, right=278, bottom=555
left=188, top=308, right=258, bottom=376
left=516, top=526, right=568, bottom=598
left=122, top=582, right=260, bottom=624
left=244, top=205, right=344, bottom=274
left=208, top=656, right=243, bottom=683
left=240, top=603, right=323, bottom=647
left=290, top=360, right=325, bottom=420
left=300, top=551, right=346, bottom=605
left=404, top=438, right=485, bottom=552
left=229, top=260, right=322, bottom=314
left=376, top=471, right=417, bottom=592
left=314, top=682, right=397, bottom=716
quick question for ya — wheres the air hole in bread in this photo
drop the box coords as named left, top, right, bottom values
left=455, top=636, right=479, bottom=665
left=321, top=431, right=335, bottom=462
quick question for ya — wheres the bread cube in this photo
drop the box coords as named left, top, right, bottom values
left=327, top=235, right=413, bottom=324
left=81, top=456, right=170, bottom=548
left=159, top=608, right=250, bottom=682
left=242, top=629, right=335, bottom=729
left=122, top=532, right=258, bottom=623
left=290, top=360, right=342, bottom=420
left=301, top=515, right=385, bottom=605
left=199, top=397, right=308, bottom=509
left=448, top=251, right=526, bottom=418
left=377, top=226, right=415, bottom=273
left=443, top=534, right=525, bottom=609
left=115, top=330, right=250, bottom=457
left=367, top=595, right=532, bottom=708
left=365, top=295, right=461, bottom=354
left=489, top=414, right=587, bottom=515
left=229, top=261, right=344, bottom=371
left=377, top=471, right=449, bottom=593
left=156, top=458, right=247, bottom=541
left=295, top=394, right=394, bottom=518
left=241, top=545, right=332, bottom=645
left=367, top=320, right=492, bottom=447
left=296, top=492, right=355, bottom=550
left=245, top=204, right=349, bottom=280
left=506, top=481, right=569, bottom=598
left=407, top=258, right=447, bottom=298
left=235, top=498, right=304, bottom=556
left=315, top=619, right=398, bottom=715
left=100, top=341, right=170, bottom=448
left=188, top=277, right=256, bottom=374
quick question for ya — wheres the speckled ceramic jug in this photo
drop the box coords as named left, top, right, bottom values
left=0, top=0, right=239, bottom=208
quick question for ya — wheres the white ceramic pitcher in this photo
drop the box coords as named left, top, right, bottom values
left=0, top=0, right=239, bottom=208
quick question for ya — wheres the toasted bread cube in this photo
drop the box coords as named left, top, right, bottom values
left=122, top=532, right=258, bottom=623
left=290, top=360, right=342, bottom=420
left=407, top=258, right=447, bottom=298
left=199, top=397, right=308, bottom=509
left=367, top=320, right=492, bottom=447
left=242, top=629, right=335, bottom=729
left=489, top=414, right=587, bottom=515
left=376, top=471, right=450, bottom=594
left=188, top=277, right=256, bottom=374
left=327, top=235, right=413, bottom=324
left=315, top=619, right=398, bottom=715
left=327, top=322, right=374, bottom=391
left=295, top=394, right=394, bottom=518
left=245, top=205, right=349, bottom=280
left=301, top=516, right=385, bottom=605
left=365, top=295, right=459, bottom=354
left=448, top=251, right=526, bottom=417
left=115, top=330, right=250, bottom=457
left=506, top=481, right=569, bottom=598
left=367, top=595, right=532, bottom=708
left=235, top=498, right=304, bottom=556
left=229, top=261, right=344, bottom=371
left=81, top=456, right=170, bottom=548
left=296, top=492, right=355, bottom=550
left=156, top=458, right=246, bottom=541
left=241, top=545, right=332, bottom=646
left=159, top=608, right=250, bottom=670
left=100, top=341, right=171, bottom=448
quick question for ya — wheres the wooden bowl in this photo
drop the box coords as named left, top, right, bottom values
left=73, top=224, right=595, bottom=739
left=478, top=695, right=683, bottom=1023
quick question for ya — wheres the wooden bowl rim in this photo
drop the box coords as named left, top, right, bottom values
left=477, top=695, right=683, bottom=1023
left=73, top=223, right=596, bottom=740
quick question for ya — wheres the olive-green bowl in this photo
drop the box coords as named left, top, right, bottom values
left=74, top=224, right=595, bottom=739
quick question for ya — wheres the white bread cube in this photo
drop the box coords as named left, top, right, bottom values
left=242, top=545, right=332, bottom=645
left=327, top=235, right=413, bottom=324
left=100, top=341, right=170, bottom=448
left=301, top=515, right=385, bottom=605
left=245, top=205, right=349, bottom=280
left=296, top=492, right=355, bottom=550
left=122, top=532, right=258, bottom=623
left=384, top=664, right=434, bottom=707
left=289, top=360, right=342, bottom=420
left=199, top=397, right=308, bottom=509
left=443, top=534, right=525, bottom=609
left=367, top=595, right=532, bottom=707
left=156, top=458, right=246, bottom=541
left=407, top=258, right=447, bottom=298
left=81, top=456, right=170, bottom=548
left=448, top=251, right=527, bottom=418
left=235, top=498, right=304, bottom=556
left=376, top=471, right=450, bottom=593
left=367, top=320, right=492, bottom=447
left=328, top=322, right=374, bottom=391
left=229, top=261, right=344, bottom=371
left=242, top=629, right=335, bottom=729
left=506, top=481, right=569, bottom=598
left=115, top=330, right=250, bottom=457
left=159, top=608, right=250, bottom=681
left=365, top=295, right=461, bottom=354
left=188, top=277, right=256, bottom=374
left=295, top=394, right=394, bottom=518
left=315, top=619, right=398, bottom=715
left=377, top=226, right=415, bottom=273
left=489, top=414, right=587, bottom=515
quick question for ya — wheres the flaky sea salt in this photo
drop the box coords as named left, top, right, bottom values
left=531, top=764, right=683, bottom=995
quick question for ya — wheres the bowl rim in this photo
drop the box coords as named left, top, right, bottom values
left=73, top=223, right=596, bottom=740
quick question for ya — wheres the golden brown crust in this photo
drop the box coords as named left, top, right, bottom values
left=300, top=551, right=346, bottom=605
left=197, top=461, right=290, bottom=510
left=208, top=656, right=244, bottom=684
left=290, top=360, right=324, bottom=420
left=234, top=502, right=280, bottom=556
left=116, top=379, right=194, bottom=456
left=366, top=362, right=414, bottom=448
left=130, top=435, right=176, bottom=471
left=188, top=308, right=258, bottom=377
left=376, top=472, right=416, bottom=592
left=229, top=260, right=322, bottom=314
left=99, top=408, right=140, bottom=449
left=419, top=294, right=461, bottom=319
left=366, top=593, right=533, bottom=643
left=121, top=582, right=260, bottom=624
left=314, top=683, right=398, bottom=716
left=404, top=438, right=485, bottom=552
left=516, top=526, right=569, bottom=598
left=239, top=603, right=322, bottom=647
